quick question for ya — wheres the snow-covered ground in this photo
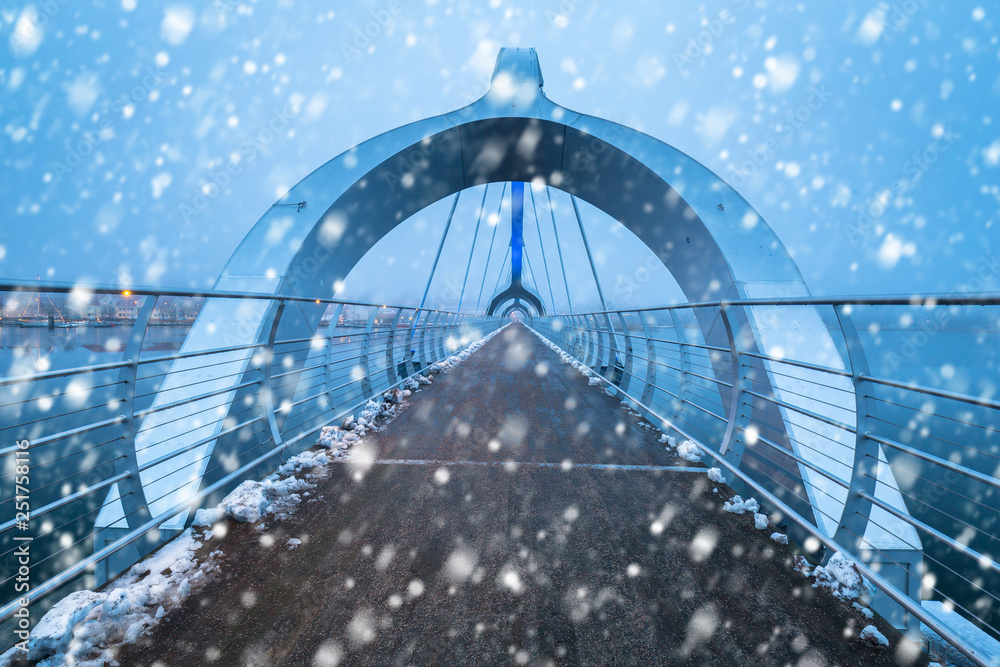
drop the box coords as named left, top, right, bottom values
left=0, top=328, right=504, bottom=667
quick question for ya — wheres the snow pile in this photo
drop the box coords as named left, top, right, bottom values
left=277, top=449, right=328, bottom=476
left=25, top=529, right=214, bottom=665
left=16, top=328, right=492, bottom=667
left=427, top=324, right=507, bottom=374
left=676, top=440, right=702, bottom=462
left=859, top=625, right=888, bottom=648
left=529, top=328, right=721, bottom=471
left=707, top=467, right=725, bottom=483
left=811, top=551, right=871, bottom=601
left=205, top=464, right=319, bottom=526
left=753, top=513, right=769, bottom=530
left=527, top=328, right=597, bottom=380
left=219, top=480, right=272, bottom=523
left=722, top=494, right=760, bottom=515
left=770, top=532, right=789, bottom=545
left=852, top=602, right=874, bottom=619
left=318, top=390, right=410, bottom=456
left=26, top=591, right=105, bottom=661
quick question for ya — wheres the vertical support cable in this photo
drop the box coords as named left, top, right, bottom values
left=570, top=195, right=607, bottom=311
left=545, top=186, right=573, bottom=314
left=488, top=246, right=512, bottom=307
left=475, top=183, right=508, bottom=314
left=528, top=185, right=557, bottom=312
left=457, top=184, right=492, bottom=313
left=407, top=192, right=461, bottom=367
left=417, top=192, right=461, bottom=312
left=522, top=248, right=540, bottom=299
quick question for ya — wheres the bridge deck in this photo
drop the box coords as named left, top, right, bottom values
left=117, top=323, right=907, bottom=666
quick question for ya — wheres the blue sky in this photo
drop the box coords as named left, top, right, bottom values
left=1, top=0, right=998, bottom=311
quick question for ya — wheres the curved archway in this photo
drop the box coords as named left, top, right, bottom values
left=123, top=47, right=813, bottom=525
left=114, top=49, right=914, bottom=563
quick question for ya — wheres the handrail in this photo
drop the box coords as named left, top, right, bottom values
left=529, top=297, right=1000, bottom=667
left=4, top=280, right=999, bottom=664
left=0, top=279, right=468, bottom=314
left=539, top=291, right=1000, bottom=315
left=1, top=284, right=504, bottom=639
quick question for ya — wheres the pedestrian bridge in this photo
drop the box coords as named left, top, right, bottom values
left=1, top=48, right=998, bottom=665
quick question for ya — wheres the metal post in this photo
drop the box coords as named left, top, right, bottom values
left=359, top=308, right=378, bottom=398
left=112, top=296, right=156, bottom=534
left=616, top=311, right=635, bottom=392
left=325, top=303, right=346, bottom=405
left=402, top=309, right=419, bottom=378
left=832, top=305, right=879, bottom=554
left=639, top=313, right=658, bottom=408
left=588, top=313, right=605, bottom=372
left=717, top=306, right=754, bottom=478
left=601, top=313, right=619, bottom=381
left=668, top=309, right=692, bottom=428
left=262, top=300, right=288, bottom=461
left=384, top=307, right=405, bottom=386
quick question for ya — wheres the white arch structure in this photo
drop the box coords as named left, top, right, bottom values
left=96, top=48, right=919, bottom=598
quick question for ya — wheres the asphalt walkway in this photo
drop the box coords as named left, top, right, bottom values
left=116, top=323, right=910, bottom=666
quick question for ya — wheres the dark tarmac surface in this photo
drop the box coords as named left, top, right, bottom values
left=116, top=323, right=917, bottom=666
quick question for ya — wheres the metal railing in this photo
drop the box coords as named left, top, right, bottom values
left=0, top=281, right=502, bottom=631
left=529, top=293, right=1000, bottom=667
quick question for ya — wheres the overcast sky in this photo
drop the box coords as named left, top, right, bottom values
left=2, top=1, right=998, bottom=312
